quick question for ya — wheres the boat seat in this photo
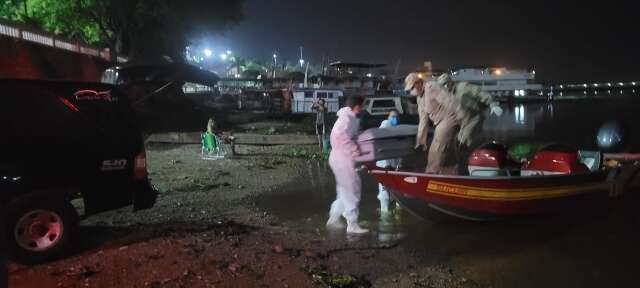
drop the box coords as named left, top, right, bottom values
left=521, top=144, right=590, bottom=175
left=468, top=142, right=509, bottom=177
left=578, top=150, right=602, bottom=172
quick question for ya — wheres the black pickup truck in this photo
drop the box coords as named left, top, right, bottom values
left=1, top=79, right=157, bottom=263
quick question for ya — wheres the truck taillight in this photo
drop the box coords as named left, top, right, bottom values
left=134, top=151, right=148, bottom=180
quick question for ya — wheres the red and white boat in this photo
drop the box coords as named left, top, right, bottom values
left=357, top=126, right=640, bottom=220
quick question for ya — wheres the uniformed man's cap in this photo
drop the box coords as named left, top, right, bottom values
left=404, top=72, right=423, bottom=91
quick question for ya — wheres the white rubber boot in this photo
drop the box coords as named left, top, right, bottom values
left=346, top=220, right=369, bottom=234
left=326, top=200, right=346, bottom=228
left=344, top=210, right=368, bottom=234
left=326, top=216, right=346, bottom=228
left=378, top=184, right=390, bottom=214
left=380, top=200, right=390, bottom=214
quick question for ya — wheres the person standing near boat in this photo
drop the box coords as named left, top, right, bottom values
left=376, top=110, right=401, bottom=214
left=325, top=96, right=369, bottom=234
left=405, top=72, right=502, bottom=174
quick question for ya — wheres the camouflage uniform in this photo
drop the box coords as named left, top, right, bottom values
left=446, top=78, right=498, bottom=147
left=408, top=73, right=499, bottom=174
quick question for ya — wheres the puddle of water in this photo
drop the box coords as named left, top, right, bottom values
left=255, top=162, right=640, bottom=288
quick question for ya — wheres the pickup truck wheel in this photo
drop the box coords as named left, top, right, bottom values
left=7, top=193, right=78, bottom=264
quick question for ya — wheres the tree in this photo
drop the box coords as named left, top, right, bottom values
left=242, top=59, right=266, bottom=72
left=240, top=59, right=267, bottom=79
left=0, top=0, right=245, bottom=61
left=0, top=0, right=101, bottom=42
left=241, top=69, right=262, bottom=79
left=101, top=0, right=246, bottom=60
left=0, top=1, right=25, bottom=21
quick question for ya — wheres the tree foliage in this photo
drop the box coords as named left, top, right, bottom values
left=1, top=0, right=102, bottom=42
left=0, top=0, right=245, bottom=61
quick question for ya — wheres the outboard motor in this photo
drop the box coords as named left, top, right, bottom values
left=468, top=142, right=508, bottom=176
left=521, top=144, right=589, bottom=176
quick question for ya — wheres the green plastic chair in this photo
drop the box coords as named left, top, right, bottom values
left=201, top=132, right=224, bottom=160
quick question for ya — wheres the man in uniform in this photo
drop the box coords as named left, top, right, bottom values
left=405, top=72, right=502, bottom=174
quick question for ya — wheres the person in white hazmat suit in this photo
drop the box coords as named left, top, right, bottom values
left=405, top=72, right=503, bottom=174
left=376, top=110, right=401, bottom=214
left=325, top=96, right=369, bottom=234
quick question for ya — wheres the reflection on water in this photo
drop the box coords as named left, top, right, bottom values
left=481, top=96, right=640, bottom=150
left=514, top=104, right=526, bottom=125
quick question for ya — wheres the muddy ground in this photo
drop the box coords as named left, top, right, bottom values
left=8, top=140, right=477, bottom=288
left=8, top=113, right=640, bottom=288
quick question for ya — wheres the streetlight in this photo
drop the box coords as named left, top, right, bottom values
left=203, top=48, right=212, bottom=57
left=299, top=46, right=304, bottom=67
left=226, top=50, right=232, bottom=55
left=220, top=53, right=228, bottom=61
left=272, top=53, right=278, bottom=78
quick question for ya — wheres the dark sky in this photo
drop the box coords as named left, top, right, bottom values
left=218, top=0, right=639, bottom=83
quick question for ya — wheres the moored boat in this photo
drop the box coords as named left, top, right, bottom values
left=370, top=169, right=611, bottom=221
left=357, top=126, right=639, bottom=220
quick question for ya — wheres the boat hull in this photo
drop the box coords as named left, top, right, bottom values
left=372, top=169, right=611, bottom=220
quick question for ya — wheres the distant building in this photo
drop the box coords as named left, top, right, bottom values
left=450, top=67, right=543, bottom=97
left=327, top=61, right=386, bottom=77
left=312, top=61, right=390, bottom=96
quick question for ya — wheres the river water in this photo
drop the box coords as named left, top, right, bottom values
left=481, top=97, right=640, bottom=149
left=256, top=97, right=640, bottom=288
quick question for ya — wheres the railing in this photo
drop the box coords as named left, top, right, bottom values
left=0, top=18, right=119, bottom=62
left=0, top=22, right=20, bottom=38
